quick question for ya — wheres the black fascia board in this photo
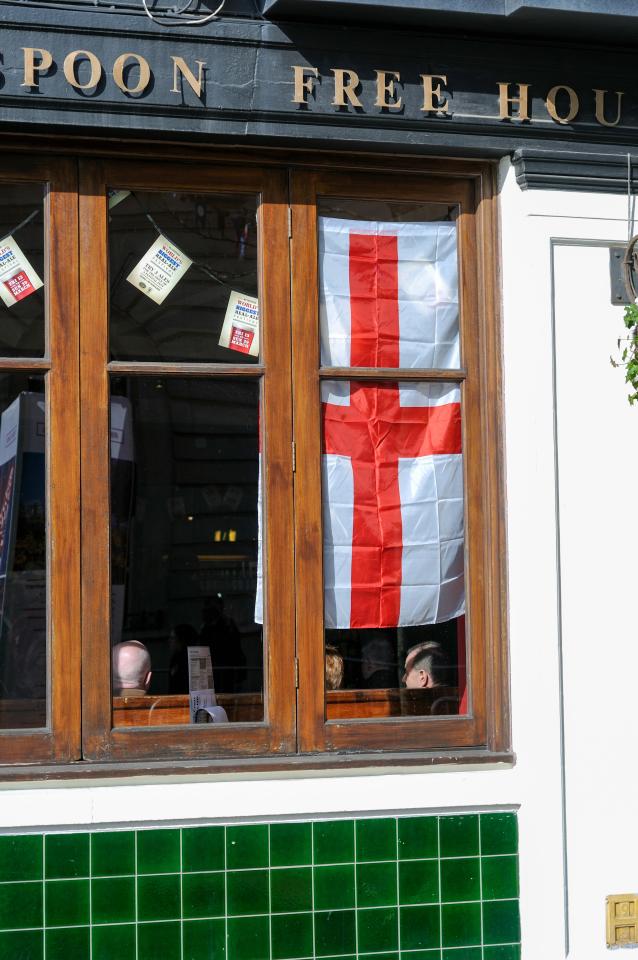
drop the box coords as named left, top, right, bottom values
left=259, top=0, right=638, bottom=44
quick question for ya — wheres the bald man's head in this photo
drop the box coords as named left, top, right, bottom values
left=112, top=641, right=152, bottom=695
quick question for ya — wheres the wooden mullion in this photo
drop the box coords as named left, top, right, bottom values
left=0, top=358, right=51, bottom=371
left=319, top=367, right=466, bottom=381
left=80, top=161, right=296, bottom=762
left=107, top=361, right=263, bottom=377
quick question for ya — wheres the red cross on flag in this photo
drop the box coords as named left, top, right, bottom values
left=319, top=218, right=464, bottom=630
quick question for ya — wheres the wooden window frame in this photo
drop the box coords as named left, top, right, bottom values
left=291, top=165, right=507, bottom=755
left=0, top=157, right=80, bottom=764
left=0, top=146, right=508, bottom=771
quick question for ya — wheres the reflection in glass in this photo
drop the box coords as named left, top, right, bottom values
left=322, top=378, right=465, bottom=720
left=0, top=374, right=46, bottom=729
left=109, top=190, right=259, bottom=363
left=110, top=377, right=263, bottom=727
left=0, top=183, right=45, bottom=358
left=318, top=197, right=459, bottom=370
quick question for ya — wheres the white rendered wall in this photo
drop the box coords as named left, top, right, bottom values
left=5, top=159, right=633, bottom=959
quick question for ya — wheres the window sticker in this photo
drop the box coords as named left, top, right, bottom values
left=219, top=290, right=260, bottom=357
left=108, top=189, right=131, bottom=210
left=0, top=236, right=43, bottom=308
left=126, top=234, right=192, bottom=305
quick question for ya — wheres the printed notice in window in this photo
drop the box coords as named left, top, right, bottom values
left=0, top=236, right=43, bottom=308
left=127, top=234, right=192, bottom=305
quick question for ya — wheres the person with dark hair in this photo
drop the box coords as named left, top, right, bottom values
left=402, top=640, right=449, bottom=689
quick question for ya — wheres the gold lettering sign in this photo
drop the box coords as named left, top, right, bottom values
left=420, top=74, right=450, bottom=114
left=374, top=70, right=402, bottom=110
left=113, top=52, right=151, bottom=95
left=546, top=84, right=579, bottom=124
left=171, top=56, right=206, bottom=99
left=594, top=88, right=623, bottom=127
left=21, top=47, right=53, bottom=88
left=331, top=68, right=362, bottom=108
left=63, top=50, right=102, bottom=90
left=292, top=65, right=319, bottom=105
left=497, top=82, right=531, bottom=121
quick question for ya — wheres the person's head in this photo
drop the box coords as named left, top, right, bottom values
left=325, top=645, right=344, bottom=690
left=112, top=640, right=152, bottom=695
left=402, top=641, right=447, bottom=689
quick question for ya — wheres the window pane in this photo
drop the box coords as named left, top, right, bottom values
left=110, top=377, right=263, bottom=727
left=322, top=379, right=466, bottom=719
left=109, top=190, right=259, bottom=363
left=318, top=198, right=459, bottom=369
left=0, top=374, right=47, bottom=729
left=0, top=182, right=45, bottom=358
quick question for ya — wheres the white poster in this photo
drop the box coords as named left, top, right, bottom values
left=126, top=234, right=192, bottom=305
left=0, top=236, right=43, bottom=308
left=219, top=291, right=260, bottom=357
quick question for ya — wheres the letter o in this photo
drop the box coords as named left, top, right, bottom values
left=545, top=85, right=579, bottom=124
left=63, top=50, right=103, bottom=90
left=113, top=53, right=151, bottom=95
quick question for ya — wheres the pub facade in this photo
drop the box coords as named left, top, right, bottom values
left=0, top=1, right=636, bottom=957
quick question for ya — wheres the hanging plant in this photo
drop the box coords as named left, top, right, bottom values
left=611, top=302, right=638, bottom=405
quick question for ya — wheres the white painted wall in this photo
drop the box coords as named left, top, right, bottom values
left=5, top=159, right=635, bottom=959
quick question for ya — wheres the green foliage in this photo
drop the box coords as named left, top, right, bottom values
left=611, top=302, right=638, bottom=405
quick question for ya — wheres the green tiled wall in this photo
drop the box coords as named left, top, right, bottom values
left=0, top=812, right=520, bottom=960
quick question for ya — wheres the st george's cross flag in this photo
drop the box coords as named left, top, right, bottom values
left=319, top=218, right=465, bottom=630
left=255, top=218, right=465, bottom=630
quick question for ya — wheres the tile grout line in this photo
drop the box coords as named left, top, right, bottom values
left=41, top=836, right=46, bottom=960
left=478, top=815, right=485, bottom=960
left=179, top=829, right=184, bottom=960
left=223, top=825, right=228, bottom=960
left=353, top=821, right=359, bottom=960
left=394, top=819, right=401, bottom=959
left=267, top=824, right=272, bottom=960
left=311, top=823, right=316, bottom=960
left=88, top=835, right=93, bottom=960
left=134, top=831, right=139, bottom=960
left=437, top=817, right=442, bottom=960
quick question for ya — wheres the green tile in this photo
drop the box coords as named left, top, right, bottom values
left=440, top=857, right=480, bottom=902
left=399, top=859, right=439, bottom=905
left=483, top=899, right=521, bottom=945
left=227, top=825, right=268, bottom=870
left=138, top=921, right=181, bottom=960
left=484, top=946, right=521, bottom=960
left=44, top=835, right=89, bottom=880
left=441, top=902, right=481, bottom=948
left=480, top=814, right=518, bottom=856
left=137, top=873, right=180, bottom=921
left=481, top=856, right=519, bottom=901
left=0, top=929, right=43, bottom=960
left=227, top=868, right=269, bottom=916
left=136, top=828, right=180, bottom=874
left=184, top=918, right=226, bottom=960
left=356, top=818, right=396, bottom=862
left=364, top=955, right=398, bottom=960
left=182, top=826, right=225, bottom=872
left=314, top=820, right=354, bottom=865
left=314, top=865, right=355, bottom=910
left=399, top=952, right=441, bottom=959
left=91, top=831, right=135, bottom=877
left=315, top=909, right=356, bottom=957
left=439, top=817, right=479, bottom=858
left=271, top=912, right=314, bottom=959
left=399, top=904, right=440, bottom=951
left=398, top=817, right=438, bottom=861
left=357, top=861, right=397, bottom=907
left=44, top=927, right=89, bottom=960
left=45, top=879, right=88, bottom=927
left=443, top=949, right=482, bottom=960
left=92, top=924, right=136, bottom=960
left=0, top=835, right=42, bottom=882
left=91, top=876, right=135, bottom=924
left=183, top=870, right=225, bottom=919
left=0, top=881, right=42, bottom=930
left=271, top=867, right=312, bottom=913
left=227, top=915, right=270, bottom=960
left=357, top=906, right=398, bottom=953
left=270, top=822, right=312, bottom=867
